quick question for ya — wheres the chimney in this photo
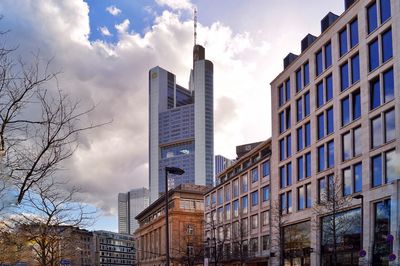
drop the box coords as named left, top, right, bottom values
left=301, top=34, right=317, bottom=52
left=283, top=53, right=298, bottom=69
left=345, top=0, right=356, bottom=10
left=321, top=12, right=339, bottom=33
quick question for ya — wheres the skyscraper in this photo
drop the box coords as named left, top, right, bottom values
left=214, top=155, right=234, bottom=176
left=118, top=187, right=149, bottom=234
left=149, top=44, right=214, bottom=202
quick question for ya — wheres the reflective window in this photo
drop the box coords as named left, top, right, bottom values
left=354, top=127, right=362, bottom=156
left=297, top=156, right=304, bottom=181
left=342, top=132, right=351, bottom=161
left=386, top=150, right=396, bottom=182
left=304, top=91, right=310, bottom=116
left=251, top=167, right=259, bottom=183
left=241, top=195, right=248, bottom=214
left=367, top=2, right=378, bottom=34
left=287, top=134, right=292, bottom=158
left=241, top=174, right=248, bottom=193
left=262, top=186, right=270, bottom=202
left=343, top=168, right=352, bottom=196
left=305, top=122, right=311, bottom=147
left=325, top=42, right=332, bottom=69
left=354, top=163, right=362, bottom=193
left=233, top=200, right=239, bottom=218
left=305, top=152, right=311, bottom=178
left=296, top=69, right=302, bottom=92
left=351, top=54, right=360, bottom=83
left=326, top=74, right=333, bottom=101
left=328, top=140, right=334, bottom=168
left=372, top=116, right=383, bottom=148
left=380, top=0, right=391, bottom=23
left=370, top=78, right=380, bottom=110
left=280, top=138, right=285, bottom=161
left=318, top=178, right=326, bottom=203
left=340, top=63, right=349, bottom=91
left=353, top=90, right=361, bottom=120
left=287, top=163, right=292, bottom=186
left=339, top=28, right=348, bottom=57
left=306, top=183, right=312, bottom=208
left=327, top=108, right=334, bottom=135
left=341, top=97, right=350, bottom=126
left=262, top=161, right=270, bottom=178
left=225, top=203, right=231, bottom=220
left=382, top=29, right=392, bottom=63
left=372, top=154, right=382, bottom=187
left=304, top=62, right=310, bottom=86
left=279, top=85, right=285, bottom=106
left=280, top=166, right=286, bottom=189
left=318, top=113, right=325, bottom=140
left=298, top=186, right=305, bottom=210
left=350, top=19, right=359, bottom=48
left=385, top=109, right=395, bottom=142
left=233, top=179, right=239, bottom=197
left=279, top=112, right=285, bottom=133
left=383, top=68, right=394, bottom=102
left=285, top=79, right=291, bottom=101
left=297, top=98, right=303, bottom=121
left=297, top=127, right=303, bottom=151
left=318, top=145, right=325, bottom=172
left=369, top=39, right=379, bottom=71
left=317, top=82, right=324, bottom=108
left=316, top=50, right=323, bottom=76
left=251, top=191, right=258, bottom=206
left=373, top=199, right=391, bottom=265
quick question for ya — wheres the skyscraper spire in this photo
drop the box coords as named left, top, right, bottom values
left=194, top=8, right=197, bottom=46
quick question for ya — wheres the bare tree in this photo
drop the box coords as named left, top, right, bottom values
left=270, top=200, right=285, bottom=266
left=230, top=217, right=249, bottom=266
left=204, top=216, right=229, bottom=266
left=172, top=227, right=204, bottom=266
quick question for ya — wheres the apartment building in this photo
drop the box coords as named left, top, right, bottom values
left=204, top=140, right=272, bottom=265
left=270, top=0, right=399, bottom=265
left=135, top=184, right=207, bottom=266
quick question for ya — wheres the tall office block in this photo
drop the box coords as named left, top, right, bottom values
left=118, top=188, right=149, bottom=234
left=149, top=45, right=214, bottom=202
left=215, top=155, right=234, bottom=176
left=270, top=0, right=400, bottom=265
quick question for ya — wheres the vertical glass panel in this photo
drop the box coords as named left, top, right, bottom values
left=280, top=138, right=285, bottom=161
left=318, top=178, right=326, bottom=203
left=287, top=191, right=292, bottom=213
left=318, top=145, right=325, bottom=172
left=327, top=108, right=334, bottom=134
left=296, top=69, right=302, bottom=92
left=343, top=168, right=352, bottom=196
left=373, top=199, right=391, bottom=265
left=354, top=163, right=362, bottom=193
left=262, top=161, right=270, bottom=178
left=385, top=109, right=395, bottom=142
left=280, top=193, right=286, bottom=213
left=350, top=19, right=359, bottom=48
left=351, top=54, right=360, bottom=83
left=340, top=63, right=349, bottom=91
left=318, top=113, right=325, bottom=140
left=339, top=29, right=348, bottom=57
left=279, top=85, right=285, bottom=106
left=383, top=68, right=394, bottom=103
left=326, top=74, right=333, bottom=101
left=304, top=92, right=310, bottom=116
left=298, top=186, right=305, bottom=210
left=242, top=195, right=248, bottom=214
left=342, top=97, right=350, bottom=126
left=280, top=166, right=286, bottom=188
left=317, top=82, right=324, bottom=108
left=305, top=153, right=311, bottom=177
left=354, top=127, right=362, bottom=156
left=369, top=39, right=379, bottom=71
left=285, top=79, right=291, bottom=101
left=316, top=50, right=323, bottom=76
left=306, top=184, right=312, bottom=208
left=380, top=0, right=391, bottom=23
left=287, top=163, right=292, bottom=186
left=262, top=186, right=269, bottom=202
left=304, top=62, right=310, bottom=86
left=305, top=122, right=311, bottom=147
left=327, top=140, right=334, bottom=168
left=353, top=90, right=361, bottom=120
left=382, top=29, right=393, bottom=62
left=367, top=2, right=378, bottom=34
left=372, top=116, right=382, bottom=148
left=297, top=127, right=303, bottom=151
left=279, top=111, right=285, bottom=133
left=297, top=98, right=303, bottom=122
left=325, top=42, right=332, bottom=68
left=251, top=167, right=259, bottom=183
left=386, top=150, right=396, bottom=182
left=372, top=154, right=382, bottom=187
left=343, top=132, right=351, bottom=161
left=286, top=107, right=291, bottom=130
left=287, top=135, right=292, bottom=158
left=298, top=157, right=304, bottom=181
left=370, top=78, right=381, bottom=110
left=251, top=191, right=258, bottom=206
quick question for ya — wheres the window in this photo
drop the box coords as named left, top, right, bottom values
left=298, top=183, right=312, bottom=210
left=225, top=203, right=231, bottom=221
left=241, top=174, right=248, bottom=193
left=262, top=186, right=270, bottom=202
left=305, top=122, right=311, bottom=147
left=251, top=191, right=258, bottom=206
left=262, top=161, right=270, bottom=178
left=351, top=54, right=360, bottom=83
left=279, top=106, right=291, bottom=133
left=370, top=68, right=394, bottom=110
left=382, top=29, right=392, bottom=63
left=305, top=152, right=311, bottom=178
left=251, top=167, right=259, bottom=183
left=373, top=199, right=391, bottom=265
left=211, top=192, right=216, bottom=205
left=279, top=134, right=292, bottom=161
left=318, top=175, right=334, bottom=203
left=233, top=200, right=239, bottom=218
left=225, top=184, right=231, bottom=201
left=297, top=127, right=303, bottom=151
left=367, top=2, right=378, bottom=34
left=205, top=195, right=210, bottom=207
left=343, top=163, right=362, bottom=196
left=217, top=189, right=223, bottom=205
left=296, top=91, right=310, bottom=121
left=341, top=97, right=350, bottom=126
left=261, top=211, right=269, bottom=226
left=316, top=50, right=323, bottom=76
left=372, top=149, right=396, bottom=187
left=342, top=126, right=362, bottom=161
left=262, top=235, right=270, bottom=251
left=318, top=140, right=334, bottom=172
left=339, top=28, right=348, bottom=57
left=279, top=79, right=291, bottom=107
left=233, top=179, right=239, bottom=198
left=380, top=0, right=391, bottom=23
left=318, top=145, right=325, bottom=172
left=297, top=98, right=303, bottom=122
left=341, top=90, right=361, bottom=126
left=317, top=107, right=334, bottom=140
left=303, top=62, right=310, bottom=86
left=297, top=152, right=311, bottom=181
left=316, top=43, right=331, bottom=77
left=317, top=74, right=333, bottom=107
left=317, top=82, right=324, bottom=108
left=368, top=29, right=393, bottom=72
left=350, top=19, right=359, bottom=48
left=318, top=113, right=324, bottom=140
left=340, top=63, right=349, bottom=90
left=369, top=39, right=379, bottom=71
left=280, top=191, right=292, bottom=214
left=296, top=68, right=302, bottom=92
left=325, top=42, right=332, bottom=69
left=280, top=163, right=292, bottom=189
left=304, top=91, right=310, bottom=116
left=251, top=215, right=258, bottom=229
left=241, top=195, right=248, bottom=215
left=371, top=109, right=395, bottom=148
left=217, top=207, right=223, bottom=223
left=383, top=68, right=394, bottom=103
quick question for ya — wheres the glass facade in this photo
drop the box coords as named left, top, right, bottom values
left=283, top=221, right=311, bottom=266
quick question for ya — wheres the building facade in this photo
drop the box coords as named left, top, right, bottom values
left=118, top=188, right=150, bottom=235
left=135, top=184, right=207, bottom=266
left=215, top=155, right=234, bottom=176
left=94, top=230, right=135, bottom=266
left=270, top=0, right=400, bottom=265
left=204, top=140, right=272, bottom=265
left=149, top=44, right=214, bottom=202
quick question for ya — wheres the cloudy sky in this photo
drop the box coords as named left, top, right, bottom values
left=0, top=0, right=345, bottom=231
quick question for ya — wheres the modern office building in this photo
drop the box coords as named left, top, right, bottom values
left=149, top=44, right=214, bottom=202
left=204, top=140, right=272, bottom=265
left=215, top=155, right=234, bottom=176
left=134, top=184, right=207, bottom=266
left=93, top=230, right=135, bottom=265
left=118, top=188, right=150, bottom=235
left=270, top=0, right=399, bottom=265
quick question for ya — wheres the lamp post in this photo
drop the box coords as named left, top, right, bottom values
left=165, top=167, right=184, bottom=266
left=353, top=194, right=364, bottom=253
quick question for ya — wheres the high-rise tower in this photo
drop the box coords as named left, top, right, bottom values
left=149, top=45, right=214, bottom=202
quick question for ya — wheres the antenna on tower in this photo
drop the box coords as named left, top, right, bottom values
left=193, top=8, right=197, bottom=46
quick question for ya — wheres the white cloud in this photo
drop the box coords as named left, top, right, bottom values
left=99, top=26, right=112, bottom=36
left=115, top=19, right=130, bottom=34
left=106, top=5, right=121, bottom=16
left=155, top=0, right=194, bottom=10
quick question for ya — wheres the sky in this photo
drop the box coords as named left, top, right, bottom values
left=0, top=0, right=345, bottom=231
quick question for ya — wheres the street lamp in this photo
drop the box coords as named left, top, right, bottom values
left=165, top=167, right=184, bottom=266
left=353, top=194, right=364, bottom=253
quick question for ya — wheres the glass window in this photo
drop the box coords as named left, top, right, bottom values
left=318, top=113, right=324, bottom=140
left=287, top=134, right=292, bottom=158
left=339, top=28, right=348, bottom=57
left=304, top=91, right=310, bottom=116
left=306, top=183, right=312, bottom=208
left=371, top=116, right=383, bottom=148
left=317, top=82, right=324, bottom=108
left=369, top=39, right=379, bottom=71
left=251, top=167, right=259, bottom=183
left=327, top=140, right=334, bottom=168
left=354, top=127, right=362, bottom=156
left=305, top=122, right=311, bottom=147
left=280, top=166, right=286, bottom=189
left=285, top=79, right=291, bottom=101
left=351, top=54, right=360, bottom=83
left=225, top=203, right=231, bottom=221
left=297, top=127, right=303, bottom=151
left=262, top=235, right=270, bottom=250
left=354, top=163, right=362, bottom=193
left=296, top=69, right=302, bottom=92
left=326, top=74, right=333, bottom=102
left=287, top=163, right=292, bottom=186
left=305, top=152, right=311, bottom=178
left=286, top=107, right=291, bottom=130
left=327, top=108, right=334, bottom=134
left=380, top=0, right=391, bottom=23
left=298, top=186, right=305, bottom=210
left=385, top=109, right=395, bottom=142
left=386, top=150, right=396, bottom=182
left=325, top=42, right=332, bottom=69
left=353, top=90, right=361, bottom=120
left=280, top=138, right=285, bottom=161
left=251, top=191, right=258, bottom=206
left=280, top=193, right=286, bottom=213
left=343, top=168, right=352, bottom=196
left=217, top=189, right=223, bottom=204
left=340, top=63, right=349, bottom=91
left=382, top=29, right=392, bottom=63
left=372, top=154, right=382, bottom=187
left=373, top=199, right=391, bottom=265
left=287, top=191, right=292, bottom=213
left=367, top=2, right=378, bottom=34
left=225, top=185, right=231, bottom=201
left=343, top=132, right=351, bottom=161
left=318, top=178, right=326, bottom=203
left=370, top=78, right=380, bottom=110
left=262, top=161, right=270, bottom=178
left=233, top=200, right=239, bottom=218
left=297, top=98, right=303, bottom=121
left=342, top=97, right=350, bottom=126
left=241, top=174, right=248, bottom=193
left=279, top=111, right=285, bottom=133
left=383, top=68, right=394, bottom=102
left=350, top=19, right=358, bottom=48
left=233, top=179, right=239, bottom=197
left=242, top=195, right=248, bottom=214
left=298, top=156, right=304, bottom=181
left=304, top=62, right=310, bottom=86
left=316, top=50, right=323, bottom=76
left=262, top=211, right=269, bottom=227
left=279, top=85, right=285, bottom=107
left=318, top=145, right=325, bottom=172
left=262, top=186, right=269, bottom=202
